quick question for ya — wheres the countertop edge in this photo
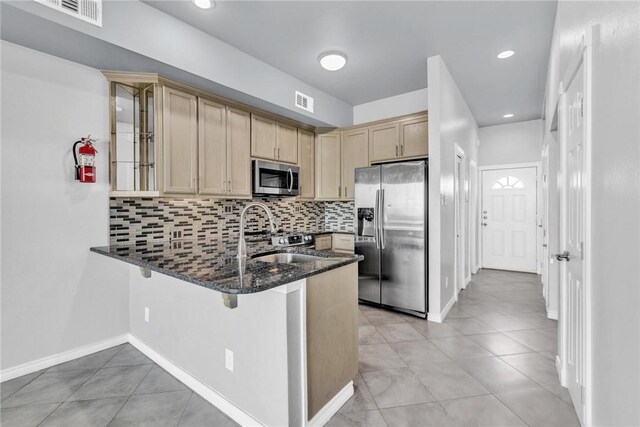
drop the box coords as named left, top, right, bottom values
left=90, top=247, right=362, bottom=295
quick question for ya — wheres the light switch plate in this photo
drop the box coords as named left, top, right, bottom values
left=144, top=307, right=150, bottom=322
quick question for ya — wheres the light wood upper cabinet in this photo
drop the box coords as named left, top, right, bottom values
left=316, top=132, right=341, bottom=200
left=162, top=86, right=198, bottom=194
left=251, top=114, right=277, bottom=160
left=226, top=107, right=251, bottom=197
left=198, top=101, right=251, bottom=197
left=276, top=123, right=298, bottom=164
left=341, top=128, right=369, bottom=200
left=400, top=116, right=428, bottom=158
left=251, top=115, right=298, bottom=164
left=198, top=98, right=226, bottom=195
left=297, top=129, right=315, bottom=200
left=369, top=122, right=400, bottom=163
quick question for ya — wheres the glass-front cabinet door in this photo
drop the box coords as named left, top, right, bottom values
left=105, top=72, right=159, bottom=194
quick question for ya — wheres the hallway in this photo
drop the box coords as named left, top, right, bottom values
left=329, top=269, right=579, bottom=426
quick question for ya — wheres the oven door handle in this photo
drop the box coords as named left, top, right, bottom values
left=287, top=168, right=294, bottom=193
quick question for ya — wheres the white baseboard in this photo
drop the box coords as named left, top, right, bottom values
left=307, top=381, right=354, bottom=427
left=547, top=310, right=558, bottom=320
left=427, top=295, right=456, bottom=323
left=0, top=334, right=128, bottom=382
left=128, top=334, right=263, bottom=427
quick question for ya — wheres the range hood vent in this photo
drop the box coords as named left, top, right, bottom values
left=34, top=0, right=102, bottom=27
left=295, top=91, right=314, bottom=113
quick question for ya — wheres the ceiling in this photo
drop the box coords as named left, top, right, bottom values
left=144, top=1, right=557, bottom=127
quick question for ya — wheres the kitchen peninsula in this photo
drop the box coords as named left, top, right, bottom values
left=91, top=238, right=361, bottom=426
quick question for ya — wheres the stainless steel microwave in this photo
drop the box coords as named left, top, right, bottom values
left=252, top=160, right=300, bottom=197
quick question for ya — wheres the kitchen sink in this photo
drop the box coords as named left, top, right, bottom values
left=252, top=253, right=327, bottom=264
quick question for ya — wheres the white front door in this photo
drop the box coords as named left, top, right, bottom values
left=481, top=167, right=537, bottom=272
left=560, top=60, right=586, bottom=425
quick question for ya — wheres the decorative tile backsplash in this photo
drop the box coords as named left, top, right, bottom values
left=110, top=197, right=354, bottom=246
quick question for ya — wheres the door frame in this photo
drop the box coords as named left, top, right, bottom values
left=453, top=144, right=468, bottom=301
left=556, top=27, right=594, bottom=426
left=478, top=162, right=541, bottom=272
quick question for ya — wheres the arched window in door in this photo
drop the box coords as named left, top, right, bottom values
left=492, top=175, right=525, bottom=190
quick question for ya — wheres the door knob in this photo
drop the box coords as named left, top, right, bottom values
left=482, top=222, right=487, bottom=226
left=483, top=210, right=487, bottom=214
left=483, top=216, right=488, bottom=219
left=555, top=251, right=571, bottom=261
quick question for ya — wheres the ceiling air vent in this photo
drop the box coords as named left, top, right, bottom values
left=34, top=0, right=102, bottom=27
left=295, top=91, right=314, bottom=113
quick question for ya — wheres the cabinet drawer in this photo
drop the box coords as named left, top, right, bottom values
left=332, top=234, right=354, bottom=253
left=315, top=235, right=332, bottom=251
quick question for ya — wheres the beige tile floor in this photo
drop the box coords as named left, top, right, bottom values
left=0, top=269, right=578, bottom=426
left=327, top=269, right=579, bottom=427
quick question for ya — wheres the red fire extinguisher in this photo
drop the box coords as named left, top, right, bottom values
left=73, top=136, right=97, bottom=183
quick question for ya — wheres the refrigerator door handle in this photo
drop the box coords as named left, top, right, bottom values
left=374, top=189, right=380, bottom=249
left=379, top=189, right=386, bottom=249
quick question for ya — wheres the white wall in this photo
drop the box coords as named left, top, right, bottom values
left=129, top=267, right=300, bottom=426
left=478, top=119, right=543, bottom=166
left=543, top=1, right=640, bottom=425
left=427, top=56, right=479, bottom=320
left=1, top=42, right=129, bottom=370
left=353, top=88, right=428, bottom=125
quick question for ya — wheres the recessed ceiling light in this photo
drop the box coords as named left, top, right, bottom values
left=193, top=0, right=214, bottom=9
left=318, top=51, right=348, bottom=71
left=497, top=50, right=515, bottom=59
left=503, top=113, right=515, bottom=118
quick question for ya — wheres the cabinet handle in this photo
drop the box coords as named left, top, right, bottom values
left=344, top=186, right=347, bottom=198
left=228, top=180, right=232, bottom=193
left=395, top=145, right=398, bottom=157
left=278, top=147, right=280, bottom=159
left=273, top=147, right=276, bottom=158
left=338, top=186, right=341, bottom=197
left=401, top=145, right=404, bottom=156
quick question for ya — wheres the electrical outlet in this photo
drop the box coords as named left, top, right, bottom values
left=224, top=206, right=232, bottom=213
left=295, top=206, right=301, bottom=213
left=445, top=276, right=449, bottom=288
left=171, top=230, right=182, bottom=240
left=441, top=195, right=447, bottom=206
left=225, top=349, right=234, bottom=372
left=144, top=307, right=150, bottom=322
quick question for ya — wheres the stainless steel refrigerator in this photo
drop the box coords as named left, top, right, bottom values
left=355, top=160, right=428, bottom=317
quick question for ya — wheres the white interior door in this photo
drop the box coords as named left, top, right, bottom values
left=481, top=167, right=537, bottom=272
left=560, top=60, right=586, bottom=425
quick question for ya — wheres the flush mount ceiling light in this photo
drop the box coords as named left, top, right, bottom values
left=193, top=0, right=214, bottom=9
left=497, top=50, right=515, bottom=59
left=318, top=51, right=348, bottom=71
left=503, top=113, right=515, bottom=118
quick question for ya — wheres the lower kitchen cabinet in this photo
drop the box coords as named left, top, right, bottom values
left=315, top=234, right=355, bottom=254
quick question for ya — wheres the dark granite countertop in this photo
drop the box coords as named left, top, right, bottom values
left=90, top=239, right=362, bottom=295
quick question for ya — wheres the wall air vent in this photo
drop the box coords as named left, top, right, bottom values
left=34, top=0, right=102, bottom=27
left=295, top=91, right=314, bottom=113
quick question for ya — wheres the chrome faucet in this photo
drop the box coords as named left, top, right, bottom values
left=237, top=203, right=278, bottom=259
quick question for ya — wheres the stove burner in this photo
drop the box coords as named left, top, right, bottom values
left=271, top=232, right=315, bottom=247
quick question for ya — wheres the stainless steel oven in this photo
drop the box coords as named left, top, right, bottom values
left=252, top=160, right=300, bottom=197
